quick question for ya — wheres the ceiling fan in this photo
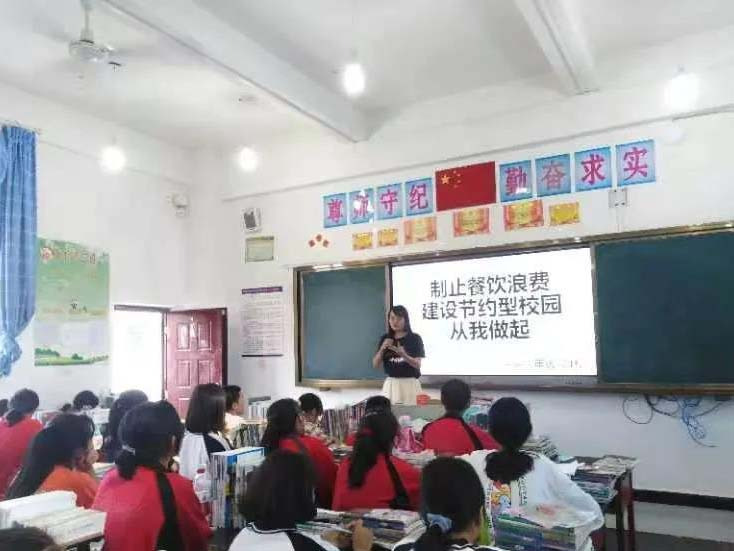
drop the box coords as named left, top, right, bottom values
left=68, top=0, right=114, bottom=64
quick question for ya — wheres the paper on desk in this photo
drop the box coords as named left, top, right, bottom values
left=557, top=460, right=579, bottom=477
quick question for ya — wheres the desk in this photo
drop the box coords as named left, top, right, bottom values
left=576, top=457, right=636, bottom=551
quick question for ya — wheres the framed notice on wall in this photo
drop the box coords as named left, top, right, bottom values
left=240, top=286, right=284, bottom=357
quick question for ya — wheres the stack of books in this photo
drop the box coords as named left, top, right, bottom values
left=494, top=504, right=598, bottom=551
left=321, top=401, right=367, bottom=444
left=302, top=509, right=424, bottom=550
left=572, top=455, right=637, bottom=505
left=0, top=491, right=105, bottom=546
left=210, top=447, right=265, bottom=529
left=231, top=421, right=266, bottom=448
left=521, top=435, right=559, bottom=460
left=393, top=449, right=436, bottom=469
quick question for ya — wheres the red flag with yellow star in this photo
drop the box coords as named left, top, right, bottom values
left=435, top=161, right=496, bottom=211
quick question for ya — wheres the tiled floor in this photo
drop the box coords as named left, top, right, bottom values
left=604, top=530, right=734, bottom=551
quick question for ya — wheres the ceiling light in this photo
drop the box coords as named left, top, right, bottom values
left=342, top=63, right=366, bottom=96
left=99, top=145, right=126, bottom=173
left=664, top=70, right=700, bottom=112
left=238, top=147, right=259, bottom=172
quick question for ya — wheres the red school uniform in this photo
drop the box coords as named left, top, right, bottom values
left=422, top=417, right=498, bottom=456
left=280, top=434, right=337, bottom=509
left=0, top=416, right=43, bottom=498
left=332, top=454, right=421, bottom=512
left=92, top=467, right=212, bottom=551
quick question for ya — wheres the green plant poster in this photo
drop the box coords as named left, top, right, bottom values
left=35, top=238, right=110, bottom=366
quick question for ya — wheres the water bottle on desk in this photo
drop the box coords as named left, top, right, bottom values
left=193, top=466, right=212, bottom=521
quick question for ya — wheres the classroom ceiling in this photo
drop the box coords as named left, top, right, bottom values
left=0, top=0, right=733, bottom=148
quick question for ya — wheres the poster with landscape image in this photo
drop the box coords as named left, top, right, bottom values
left=34, top=238, right=110, bottom=366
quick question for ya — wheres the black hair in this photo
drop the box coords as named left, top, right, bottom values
left=116, top=401, right=184, bottom=480
left=185, top=383, right=226, bottom=434
left=224, top=385, right=242, bottom=412
left=298, top=393, right=323, bottom=416
left=364, top=395, right=391, bottom=413
left=7, top=414, right=95, bottom=500
left=72, top=390, right=99, bottom=410
left=348, top=409, right=399, bottom=488
left=5, top=389, right=40, bottom=427
left=388, top=305, right=413, bottom=337
left=0, top=399, right=8, bottom=418
left=241, top=450, right=317, bottom=530
left=260, top=399, right=300, bottom=454
left=102, top=390, right=149, bottom=462
left=0, top=526, right=62, bottom=551
left=414, top=457, right=485, bottom=551
left=485, top=397, right=533, bottom=483
left=440, top=379, right=472, bottom=414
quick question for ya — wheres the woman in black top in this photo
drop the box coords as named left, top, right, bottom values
left=372, top=305, right=425, bottom=405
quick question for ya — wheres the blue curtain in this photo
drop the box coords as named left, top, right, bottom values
left=0, top=126, right=37, bottom=377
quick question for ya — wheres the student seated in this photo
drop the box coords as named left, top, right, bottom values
left=224, top=385, right=246, bottom=440
left=93, top=401, right=212, bottom=551
left=395, top=457, right=490, bottom=551
left=0, top=526, right=63, bottom=551
left=344, top=395, right=391, bottom=446
left=332, top=409, right=420, bottom=511
left=0, top=389, right=42, bottom=498
left=101, top=390, right=148, bottom=462
left=230, top=450, right=373, bottom=551
left=7, top=413, right=99, bottom=508
left=299, top=392, right=324, bottom=434
left=422, top=379, right=498, bottom=456
left=461, top=397, right=603, bottom=549
left=61, top=390, right=100, bottom=412
left=260, top=399, right=337, bottom=508
left=178, top=383, right=231, bottom=480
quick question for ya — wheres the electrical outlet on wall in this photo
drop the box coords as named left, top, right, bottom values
left=608, top=188, right=628, bottom=208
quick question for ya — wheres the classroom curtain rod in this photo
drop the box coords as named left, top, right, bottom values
left=0, top=117, right=42, bottom=135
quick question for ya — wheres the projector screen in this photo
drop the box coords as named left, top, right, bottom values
left=391, top=248, right=597, bottom=377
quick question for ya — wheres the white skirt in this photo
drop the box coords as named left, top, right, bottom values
left=382, top=377, right=422, bottom=405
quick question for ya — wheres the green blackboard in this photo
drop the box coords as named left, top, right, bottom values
left=596, top=231, right=734, bottom=384
left=300, top=266, right=387, bottom=382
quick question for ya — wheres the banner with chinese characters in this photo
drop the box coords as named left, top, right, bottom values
left=453, top=207, right=490, bottom=237
left=405, top=178, right=434, bottom=216
left=404, top=216, right=437, bottom=244
left=376, top=183, right=403, bottom=220
left=574, top=147, right=612, bottom=191
left=378, top=228, right=399, bottom=247
left=499, top=161, right=533, bottom=202
left=617, top=139, right=656, bottom=186
left=323, top=193, right=347, bottom=228
left=35, top=238, right=110, bottom=367
left=352, top=231, right=374, bottom=250
left=391, top=248, right=598, bottom=376
left=349, top=189, right=375, bottom=224
left=536, top=154, right=571, bottom=197
left=503, top=200, right=544, bottom=230
left=549, top=202, right=580, bottom=226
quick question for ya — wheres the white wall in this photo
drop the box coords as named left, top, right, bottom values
left=189, top=108, right=734, bottom=540
left=0, top=82, right=192, bottom=409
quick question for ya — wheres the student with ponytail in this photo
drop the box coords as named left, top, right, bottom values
left=395, top=457, right=490, bottom=551
left=461, top=397, right=603, bottom=550
left=422, top=379, right=498, bottom=456
left=7, top=414, right=98, bottom=508
left=260, top=398, right=337, bottom=508
left=93, top=401, right=212, bottom=551
left=332, top=409, right=420, bottom=511
left=0, top=389, right=41, bottom=497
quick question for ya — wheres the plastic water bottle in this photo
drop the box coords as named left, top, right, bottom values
left=193, top=466, right=211, bottom=503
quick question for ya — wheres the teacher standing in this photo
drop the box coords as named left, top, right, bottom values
left=372, top=305, right=425, bottom=405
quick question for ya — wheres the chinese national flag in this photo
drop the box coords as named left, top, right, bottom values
left=435, top=161, right=496, bottom=211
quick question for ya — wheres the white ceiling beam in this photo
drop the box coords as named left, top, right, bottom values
left=514, top=0, right=598, bottom=94
left=101, top=0, right=369, bottom=142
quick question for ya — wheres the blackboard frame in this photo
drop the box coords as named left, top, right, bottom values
left=295, top=221, right=734, bottom=395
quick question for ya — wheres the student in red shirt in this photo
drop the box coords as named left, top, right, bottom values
left=344, top=395, right=392, bottom=447
left=7, top=413, right=99, bottom=508
left=0, top=389, right=42, bottom=498
left=93, top=401, right=212, bottom=551
left=333, top=409, right=420, bottom=511
left=422, top=379, right=498, bottom=456
left=260, top=398, right=337, bottom=508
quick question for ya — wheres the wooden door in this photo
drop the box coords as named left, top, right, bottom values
left=164, top=309, right=227, bottom=418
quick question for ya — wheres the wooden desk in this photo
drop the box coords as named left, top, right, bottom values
left=575, top=457, right=636, bottom=551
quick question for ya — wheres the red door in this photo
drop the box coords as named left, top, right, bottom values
left=165, top=309, right=227, bottom=419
